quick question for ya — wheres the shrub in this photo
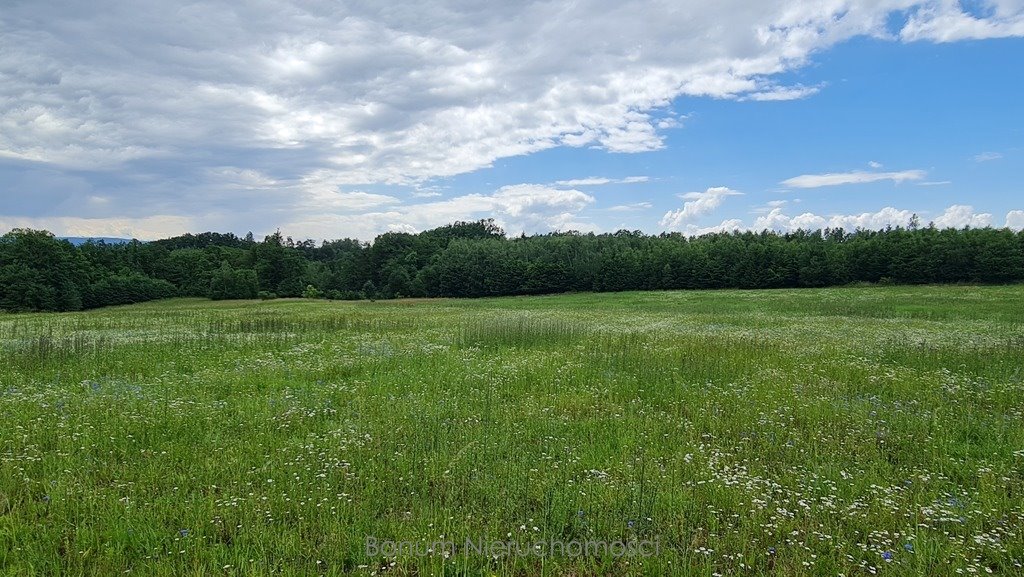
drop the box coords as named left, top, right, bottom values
left=302, top=284, right=323, bottom=299
left=84, top=274, right=177, bottom=308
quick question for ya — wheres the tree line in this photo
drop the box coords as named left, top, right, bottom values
left=1, top=218, right=1022, bottom=312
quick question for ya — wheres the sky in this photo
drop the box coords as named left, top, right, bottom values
left=1, top=0, right=1022, bottom=242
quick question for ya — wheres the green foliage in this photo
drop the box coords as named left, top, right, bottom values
left=209, top=262, right=259, bottom=300
left=2, top=220, right=1023, bottom=312
left=83, top=273, right=177, bottom=308
left=301, top=284, right=322, bottom=299
left=361, top=279, right=378, bottom=301
left=0, top=229, right=87, bottom=312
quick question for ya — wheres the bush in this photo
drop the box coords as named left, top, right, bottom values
left=84, top=274, right=177, bottom=308
left=258, top=291, right=277, bottom=300
left=302, top=284, right=322, bottom=299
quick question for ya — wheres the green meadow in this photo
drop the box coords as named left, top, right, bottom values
left=1, top=285, right=1022, bottom=576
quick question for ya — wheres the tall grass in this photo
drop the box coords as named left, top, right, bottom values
left=0, top=286, right=1022, bottom=575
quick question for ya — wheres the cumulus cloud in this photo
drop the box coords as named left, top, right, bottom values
left=931, top=204, right=992, bottom=228
left=493, top=184, right=593, bottom=218
left=782, top=169, right=926, bottom=188
left=660, top=187, right=742, bottom=229
left=1006, top=210, right=1024, bottom=230
left=754, top=206, right=919, bottom=231
left=744, top=204, right=998, bottom=234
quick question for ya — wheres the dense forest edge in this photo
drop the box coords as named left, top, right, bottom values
left=2, top=218, right=1023, bottom=312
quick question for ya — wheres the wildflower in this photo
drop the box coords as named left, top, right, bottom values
left=881, top=551, right=893, bottom=562
left=904, top=543, right=914, bottom=552
left=768, top=547, right=776, bottom=555
left=178, top=529, right=190, bottom=538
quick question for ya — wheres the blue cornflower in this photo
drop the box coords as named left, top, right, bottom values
left=882, top=551, right=893, bottom=561
left=178, top=529, right=190, bottom=538
left=904, top=543, right=914, bottom=552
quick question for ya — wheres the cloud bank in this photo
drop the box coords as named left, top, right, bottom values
left=689, top=204, right=1014, bottom=235
left=1, top=1, right=1023, bottom=238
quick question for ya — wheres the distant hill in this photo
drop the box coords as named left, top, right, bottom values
left=59, top=237, right=138, bottom=246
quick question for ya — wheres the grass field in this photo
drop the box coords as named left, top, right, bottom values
left=1, top=286, right=1023, bottom=576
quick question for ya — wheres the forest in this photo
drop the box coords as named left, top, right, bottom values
left=1, top=219, right=1023, bottom=312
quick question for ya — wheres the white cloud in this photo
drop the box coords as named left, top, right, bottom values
left=930, top=204, right=992, bottom=228
left=684, top=219, right=746, bottom=236
left=492, top=185, right=594, bottom=218
left=901, top=2, right=1024, bottom=42
left=750, top=200, right=789, bottom=215
left=660, top=187, right=742, bottom=229
left=0, top=215, right=194, bottom=240
left=974, top=151, right=1004, bottom=162
left=744, top=204, right=998, bottom=233
left=868, top=161, right=883, bottom=169
left=753, top=206, right=917, bottom=232
left=741, top=84, right=822, bottom=101
left=781, top=169, right=926, bottom=188
left=555, top=176, right=650, bottom=186
left=555, top=178, right=613, bottom=187
left=6, top=2, right=1021, bottom=185
left=1006, top=210, right=1024, bottom=230
left=607, top=202, right=653, bottom=212
left=279, top=183, right=596, bottom=240
left=620, top=176, right=650, bottom=184
left=2, top=1, right=1023, bottom=239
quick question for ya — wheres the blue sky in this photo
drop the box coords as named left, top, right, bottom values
left=1, top=1, right=1022, bottom=241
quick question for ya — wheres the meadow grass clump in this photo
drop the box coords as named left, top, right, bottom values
left=457, top=314, right=580, bottom=349
left=0, top=286, right=1022, bottom=575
